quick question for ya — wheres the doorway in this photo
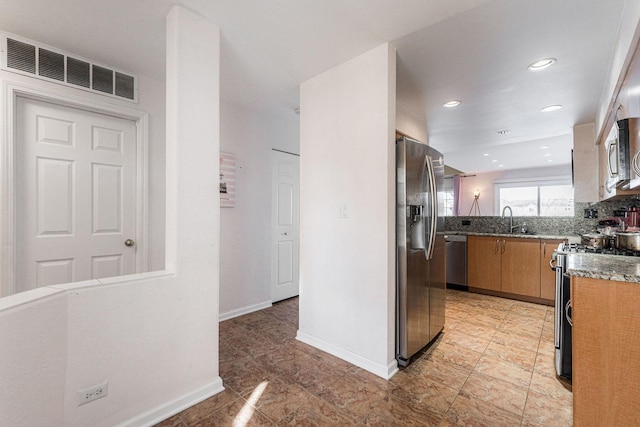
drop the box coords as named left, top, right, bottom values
left=271, top=149, right=300, bottom=302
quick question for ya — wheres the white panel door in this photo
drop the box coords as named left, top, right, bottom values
left=15, top=96, right=137, bottom=291
left=271, top=150, right=300, bottom=302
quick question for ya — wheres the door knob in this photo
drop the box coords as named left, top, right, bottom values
left=283, top=232, right=288, bottom=236
left=124, top=239, right=135, bottom=247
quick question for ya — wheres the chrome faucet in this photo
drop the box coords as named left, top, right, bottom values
left=501, top=205, right=518, bottom=233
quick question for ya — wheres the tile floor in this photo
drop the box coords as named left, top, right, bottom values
left=156, top=289, right=573, bottom=426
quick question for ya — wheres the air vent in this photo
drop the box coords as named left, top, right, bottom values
left=38, top=48, right=64, bottom=81
left=67, top=57, right=90, bottom=88
left=92, top=64, right=113, bottom=94
left=1, top=33, right=137, bottom=102
left=7, top=38, right=35, bottom=74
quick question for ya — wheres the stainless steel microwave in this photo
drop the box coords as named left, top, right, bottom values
left=605, top=118, right=631, bottom=191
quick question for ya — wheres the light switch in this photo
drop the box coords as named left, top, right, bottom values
left=336, top=204, right=348, bottom=218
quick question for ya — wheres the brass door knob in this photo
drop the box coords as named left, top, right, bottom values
left=124, top=239, right=135, bottom=247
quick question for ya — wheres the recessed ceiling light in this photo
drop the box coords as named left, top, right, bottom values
left=497, top=130, right=511, bottom=135
left=541, top=105, right=562, bottom=112
left=540, top=145, right=550, bottom=149
left=443, top=100, right=461, bottom=108
left=492, top=159, right=498, bottom=163
left=483, top=153, right=490, bottom=156
left=547, top=159, right=554, bottom=163
left=544, top=153, right=551, bottom=157
left=498, top=164, right=504, bottom=168
left=528, top=58, right=557, bottom=71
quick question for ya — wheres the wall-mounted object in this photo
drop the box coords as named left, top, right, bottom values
left=220, top=152, right=236, bottom=208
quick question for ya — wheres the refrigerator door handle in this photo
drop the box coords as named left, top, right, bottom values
left=424, top=155, right=437, bottom=260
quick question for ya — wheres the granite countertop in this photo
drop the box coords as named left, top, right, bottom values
left=446, top=231, right=580, bottom=242
left=566, top=253, right=640, bottom=283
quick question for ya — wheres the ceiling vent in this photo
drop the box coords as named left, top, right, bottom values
left=1, top=32, right=137, bottom=102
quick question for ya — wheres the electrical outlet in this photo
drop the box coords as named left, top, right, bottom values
left=77, top=382, right=108, bottom=406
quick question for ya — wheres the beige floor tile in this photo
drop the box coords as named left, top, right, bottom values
left=529, top=370, right=572, bottom=399
left=483, top=340, right=537, bottom=370
left=474, top=354, right=534, bottom=389
left=426, top=341, right=483, bottom=370
left=409, top=357, right=473, bottom=391
left=390, top=370, right=459, bottom=415
left=492, top=329, right=541, bottom=352
left=191, top=397, right=273, bottom=426
left=316, top=374, right=388, bottom=421
left=522, top=389, right=573, bottom=427
left=459, top=371, right=528, bottom=416
left=442, top=328, right=493, bottom=354
left=179, top=389, right=243, bottom=425
left=362, top=394, right=443, bottom=426
left=533, top=351, right=556, bottom=376
left=278, top=393, right=359, bottom=426
left=440, top=393, right=523, bottom=427
left=454, top=321, right=498, bottom=341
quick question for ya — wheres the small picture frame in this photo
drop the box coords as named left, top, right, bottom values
left=220, top=152, right=236, bottom=208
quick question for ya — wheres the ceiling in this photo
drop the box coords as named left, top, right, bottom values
left=0, top=0, right=630, bottom=174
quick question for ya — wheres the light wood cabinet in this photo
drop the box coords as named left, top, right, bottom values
left=571, top=276, right=640, bottom=425
left=468, top=235, right=564, bottom=302
left=540, top=239, right=565, bottom=300
left=501, top=238, right=541, bottom=297
left=467, top=235, right=501, bottom=291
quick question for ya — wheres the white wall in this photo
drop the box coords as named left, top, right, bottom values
left=458, top=164, right=572, bottom=216
left=396, top=101, right=428, bottom=143
left=0, top=6, right=222, bottom=426
left=219, top=103, right=299, bottom=319
left=298, top=43, right=397, bottom=379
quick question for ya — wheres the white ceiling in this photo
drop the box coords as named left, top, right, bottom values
left=0, top=0, right=629, bottom=174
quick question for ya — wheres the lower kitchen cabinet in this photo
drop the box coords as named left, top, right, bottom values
left=467, top=235, right=501, bottom=291
left=571, top=276, right=640, bottom=425
left=467, top=235, right=565, bottom=302
left=540, top=239, right=564, bottom=301
left=500, top=237, right=540, bottom=297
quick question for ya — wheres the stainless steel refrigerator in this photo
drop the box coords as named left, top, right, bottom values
left=396, top=136, right=446, bottom=367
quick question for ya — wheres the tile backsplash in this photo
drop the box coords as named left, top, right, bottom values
left=445, top=195, right=640, bottom=235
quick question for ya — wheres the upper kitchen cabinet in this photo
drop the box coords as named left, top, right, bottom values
left=573, top=123, right=599, bottom=202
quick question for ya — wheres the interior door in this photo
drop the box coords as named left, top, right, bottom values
left=271, top=150, right=300, bottom=302
left=15, top=96, right=138, bottom=291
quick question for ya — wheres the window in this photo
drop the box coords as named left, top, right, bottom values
left=443, top=189, right=454, bottom=216
left=496, top=179, right=573, bottom=217
left=443, top=177, right=454, bottom=216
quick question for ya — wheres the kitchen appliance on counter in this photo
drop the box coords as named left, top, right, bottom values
left=396, top=137, right=445, bottom=367
left=550, top=241, right=640, bottom=382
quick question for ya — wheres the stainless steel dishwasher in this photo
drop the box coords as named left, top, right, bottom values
left=445, top=234, right=467, bottom=286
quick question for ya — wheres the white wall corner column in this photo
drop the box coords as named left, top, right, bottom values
left=298, top=43, right=398, bottom=379
left=0, top=5, right=222, bottom=427
left=573, top=123, right=598, bottom=202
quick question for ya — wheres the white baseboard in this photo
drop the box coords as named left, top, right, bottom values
left=118, top=377, right=225, bottom=427
left=296, top=331, right=398, bottom=380
left=219, top=300, right=272, bottom=321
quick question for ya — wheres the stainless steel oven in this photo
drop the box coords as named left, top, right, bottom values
left=550, top=244, right=572, bottom=382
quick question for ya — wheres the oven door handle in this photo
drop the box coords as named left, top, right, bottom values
left=565, top=300, right=573, bottom=327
